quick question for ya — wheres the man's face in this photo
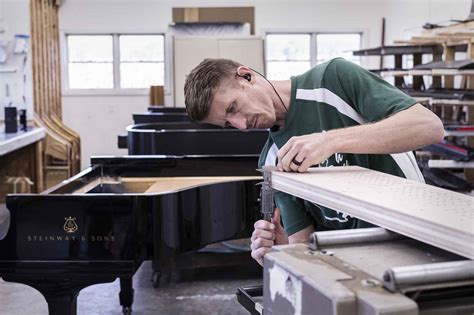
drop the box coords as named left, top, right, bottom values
left=203, top=78, right=276, bottom=130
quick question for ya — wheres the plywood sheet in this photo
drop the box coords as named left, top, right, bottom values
left=270, top=166, right=474, bottom=259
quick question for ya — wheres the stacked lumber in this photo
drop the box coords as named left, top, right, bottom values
left=30, top=0, right=81, bottom=188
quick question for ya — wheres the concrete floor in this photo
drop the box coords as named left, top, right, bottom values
left=0, top=261, right=261, bottom=315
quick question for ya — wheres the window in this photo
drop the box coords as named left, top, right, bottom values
left=68, top=35, right=113, bottom=89
left=265, top=33, right=361, bottom=80
left=119, top=35, right=164, bottom=88
left=66, top=34, right=165, bottom=90
left=266, top=34, right=311, bottom=81
left=316, top=34, right=361, bottom=65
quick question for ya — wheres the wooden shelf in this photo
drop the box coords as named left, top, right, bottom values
left=381, top=69, right=474, bottom=77
left=428, top=160, right=474, bottom=169
left=431, top=99, right=474, bottom=106
left=444, top=130, right=474, bottom=137
left=353, top=44, right=443, bottom=56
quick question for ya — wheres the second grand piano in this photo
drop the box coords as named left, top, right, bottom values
left=0, top=155, right=261, bottom=314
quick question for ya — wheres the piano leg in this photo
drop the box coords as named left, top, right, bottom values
left=1, top=275, right=117, bottom=315
left=44, top=289, right=79, bottom=315
left=119, top=276, right=134, bottom=315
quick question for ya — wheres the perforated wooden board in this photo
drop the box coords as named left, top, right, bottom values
left=271, top=166, right=474, bottom=259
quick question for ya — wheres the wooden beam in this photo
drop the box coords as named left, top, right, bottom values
left=183, top=8, right=199, bottom=22
left=428, top=160, right=474, bottom=169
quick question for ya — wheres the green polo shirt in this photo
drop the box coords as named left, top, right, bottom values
left=258, top=58, right=423, bottom=235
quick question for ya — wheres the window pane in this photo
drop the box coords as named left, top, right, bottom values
left=120, top=35, right=164, bottom=62
left=68, top=63, right=113, bottom=89
left=316, top=34, right=361, bottom=64
left=120, top=62, right=164, bottom=88
left=68, top=35, right=113, bottom=62
left=267, top=61, right=311, bottom=80
left=266, top=34, right=310, bottom=61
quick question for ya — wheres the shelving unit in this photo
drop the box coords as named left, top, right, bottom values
left=353, top=44, right=443, bottom=89
left=353, top=22, right=474, bottom=190
left=428, top=160, right=474, bottom=169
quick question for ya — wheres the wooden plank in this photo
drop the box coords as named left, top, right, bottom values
left=436, top=30, right=474, bottom=37
left=432, top=69, right=474, bottom=75
left=431, top=99, right=474, bottom=106
left=442, top=45, right=456, bottom=122
left=173, top=7, right=255, bottom=34
left=380, top=70, right=409, bottom=77
left=29, top=0, right=39, bottom=115
left=183, top=8, right=199, bottom=22
left=444, top=130, right=474, bottom=137
left=37, top=0, right=45, bottom=117
left=269, top=166, right=474, bottom=259
left=51, top=1, right=60, bottom=117
left=396, top=69, right=474, bottom=76
left=45, top=0, right=52, bottom=117
left=428, top=160, right=474, bottom=169
left=35, top=139, right=44, bottom=192
left=393, top=39, right=446, bottom=45
left=412, top=97, right=433, bottom=103
left=407, top=69, right=432, bottom=76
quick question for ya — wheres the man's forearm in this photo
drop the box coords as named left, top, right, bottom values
left=327, top=104, right=444, bottom=155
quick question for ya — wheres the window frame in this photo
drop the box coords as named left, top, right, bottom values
left=264, top=30, right=365, bottom=78
left=61, top=31, right=167, bottom=96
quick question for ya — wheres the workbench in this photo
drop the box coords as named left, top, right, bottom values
left=0, top=127, right=45, bottom=202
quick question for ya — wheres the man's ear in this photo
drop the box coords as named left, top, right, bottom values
left=236, top=66, right=252, bottom=82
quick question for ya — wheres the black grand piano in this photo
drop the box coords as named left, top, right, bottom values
left=118, top=106, right=269, bottom=155
left=133, top=106, right=191, bottom=124
left=118, top=106, right=190, bottom=149
left=115, top=107, right=270, bottom=287
left=0, top=155, right=262, bottom=314
left=127, top=122, right=269, bottom=156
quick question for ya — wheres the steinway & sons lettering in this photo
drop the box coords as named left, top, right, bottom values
left=27, top=235, right=116, bottom=242
left=26, top=216, right=116, bottom=242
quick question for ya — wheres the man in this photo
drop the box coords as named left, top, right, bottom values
left=184, top=58, right=444, bottom=266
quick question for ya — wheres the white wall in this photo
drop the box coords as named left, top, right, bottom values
left=57, top=0, right=471, bottom=169
left=0, top=0, right=33, bottom=121
left=61, top=95, right=146, bottom=165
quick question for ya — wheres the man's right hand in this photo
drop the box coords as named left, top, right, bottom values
left=250, top=208, right=288, bottom=266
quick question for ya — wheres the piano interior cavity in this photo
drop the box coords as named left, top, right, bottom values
left=74, top=176, right=261, bottom=195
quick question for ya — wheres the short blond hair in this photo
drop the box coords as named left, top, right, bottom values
left=184, top=58, right=242, bottom=121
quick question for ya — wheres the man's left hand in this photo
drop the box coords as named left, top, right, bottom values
left=277, top=132, right=334, bottom=172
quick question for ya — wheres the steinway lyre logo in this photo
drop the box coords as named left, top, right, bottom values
left=63, top=216, right=78, bottom=233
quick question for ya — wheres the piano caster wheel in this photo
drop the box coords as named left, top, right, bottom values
left=152, top=271, right=161, bottom=288
left=122, top=306, right=132, bottom=315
